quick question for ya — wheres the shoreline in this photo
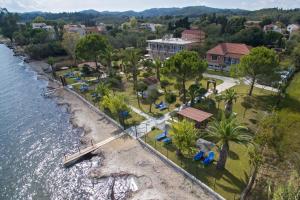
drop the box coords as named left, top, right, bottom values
left=3, top=43, right=218, bottom=199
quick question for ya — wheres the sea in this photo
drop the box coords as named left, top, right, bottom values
left=0, top=44, right=120, bottom=199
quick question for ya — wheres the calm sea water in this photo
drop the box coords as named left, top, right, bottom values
left=0, top=44, right=108, bottom=199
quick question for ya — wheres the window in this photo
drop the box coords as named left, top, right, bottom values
left=211, top=55, right=218, bottom=61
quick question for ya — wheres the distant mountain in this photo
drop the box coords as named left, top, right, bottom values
left=17, top=5, right=251, bottom=22
left=79, top=9, right=102, bottom=15
left=73, top=6, right=248, bottom=17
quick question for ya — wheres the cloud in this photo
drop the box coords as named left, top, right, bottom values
left=0, top=0, right=42, bottom=12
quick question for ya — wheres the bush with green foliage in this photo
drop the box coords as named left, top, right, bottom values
left=165, top=92, right=176, bottom=106
left=25, top=41, right=66, bottom=59
left=171, top=119, right=198, bottom=156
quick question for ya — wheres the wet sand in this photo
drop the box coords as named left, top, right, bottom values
left=28, top=60, right=215, bottom=200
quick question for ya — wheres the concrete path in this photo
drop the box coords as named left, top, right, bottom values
left=126, top=73, right=278, bottom=138
left=126, top=106, right=174, bottom=138
left=203, top=73, right=240, bottom=96
left=243, top=78, right=279, bottom=92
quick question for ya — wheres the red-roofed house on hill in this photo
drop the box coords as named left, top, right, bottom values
left=206, top=43, right=251, bottom=71
left=181, top=29, right=206, bottom=44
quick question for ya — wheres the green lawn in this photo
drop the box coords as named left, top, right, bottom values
left=117, top=76, right=223, bottom=118
left=141, top=83, right=280, bottom=199
left=205, top=69, right=232, bottom=77
left=56, top=68, right=146, bottom=127
left=72, top=85, right=145, bottom=128
left=213, top=84, right=277, bottom=131
left=143, top=129, right=251, bottom=200
left=248, top=73, right=300, bottom=199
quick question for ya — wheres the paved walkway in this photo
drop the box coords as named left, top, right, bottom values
left=69, top=78, right=98, bottom=86
left=126, top=73, right=278, bottom=138
left=243, top=78, right=279, bottom=92
left=203, top=73, right=239, bottom=96
left=126, top=106, right=174, bottom=138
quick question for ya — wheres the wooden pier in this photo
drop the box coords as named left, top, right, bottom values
left=63, top=133, right=125, bottom=166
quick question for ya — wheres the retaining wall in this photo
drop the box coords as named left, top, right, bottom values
left=137, top=138, right=226, bottom=200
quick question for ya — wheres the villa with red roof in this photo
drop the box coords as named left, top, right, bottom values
left=206, top=43, right=251, bottom=71
left=181, top=29, right=206, bottom=44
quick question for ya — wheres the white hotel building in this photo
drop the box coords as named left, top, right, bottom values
left=146, top=36, right=197, bottom=60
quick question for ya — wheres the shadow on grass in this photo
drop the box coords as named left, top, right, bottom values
left=249, top=118, right=258, bottom=124
left=279, top=94, right=300, bottom=112
left=228, top=150, right=239, bottom=160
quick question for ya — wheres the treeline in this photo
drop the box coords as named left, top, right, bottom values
left=0, top=10, right=66, bottom=59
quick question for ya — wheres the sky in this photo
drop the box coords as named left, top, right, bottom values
left=0, top=0, right=300, bottom=13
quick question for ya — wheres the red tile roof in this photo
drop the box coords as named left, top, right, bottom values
left=182, top=29, right=205, bottom=35
left=143, top=76, right=159, bottom=85
left=207, top=43, right=251, bottom=56
left=178, top=107, right=213, bottom=123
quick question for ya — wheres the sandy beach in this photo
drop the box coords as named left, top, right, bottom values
left=27, top=59, right=216, bottom=199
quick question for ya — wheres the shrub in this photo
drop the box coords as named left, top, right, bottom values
left=142, top=72, right=151, bottom=78
left=165, top=92, right=176, bottom=105
left=25, top=41, right=66, bottom=59
left=194, top=98, right=216, bottom=112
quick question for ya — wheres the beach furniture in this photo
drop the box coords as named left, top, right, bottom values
left=162, top=137, right=172, bottom=144
left=64, top=72, right=75, bottom=78
left=193, top=150, right=205, bottom=161
left=155, top=130, right=168, bottom=141
left=120, top=111, right=129, bottom=118
left=155, top=101, right=163, bottom=109
left=159, top=103, right=168, bottom=110
left=80, top=84, right=89, bottom=92
left=203, top=151, right=215, bottom=165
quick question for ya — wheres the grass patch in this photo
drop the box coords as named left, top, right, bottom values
left=140, top=83, right=279, bottom=199
left=206, top=69, right=231, bottom=77
left=143, top=129, right=251, bottom=200
left=213, top=84, right=277, bottom=131
left=56, top=69, right=146, bottom=127
left=117, top=76, right=223, bottom=118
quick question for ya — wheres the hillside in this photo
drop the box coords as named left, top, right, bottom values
left=18, top=6, right=249, bottom=22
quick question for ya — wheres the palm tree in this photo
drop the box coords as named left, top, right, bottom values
left=222, top=89, right=238, bottom=116
left=206, top=115, right=252, bottom=170
left=101, top=46, right=116, bottom=77
left=153, top=59, right=162, bottom=81
left=124, top=48, right=141, bottom=90
left=116, top=48, right=126, bottom=72
left=187, top=84, right=202, bottom=107
left=136, top=81, right=148, bottom=108
left=215, top=94, right=223, bottom=110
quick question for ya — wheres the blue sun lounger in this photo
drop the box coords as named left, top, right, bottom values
left=64, top=72, right=75, bottom=78
left=74, top=77, right=81, bottom=81
left=156, top=130, right=168, bottom=141
left=194, top=151, right=205, bottom=161
left=155, top=101, right=163, bottom=109
left=162, top=137, right=172, bottom=144
left=203, top=151, right=215, bottom=165
left=159, top=103, right=167, bottom=110
left=80, top=85, right=89, bottom=92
